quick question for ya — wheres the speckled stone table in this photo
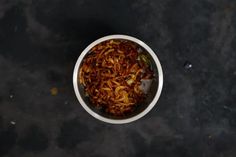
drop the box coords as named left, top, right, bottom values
left=0, top=0, right=235, bottom=157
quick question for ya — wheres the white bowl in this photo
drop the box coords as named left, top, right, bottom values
left=73, top=35, right=163, bottom=124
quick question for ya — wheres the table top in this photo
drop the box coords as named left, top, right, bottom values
left=0, top=0, right=235, bottom=157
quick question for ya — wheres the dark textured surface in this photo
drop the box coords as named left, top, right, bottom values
left=0, top=0, right=236, bottom=157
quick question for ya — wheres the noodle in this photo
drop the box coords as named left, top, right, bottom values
left=79, top=39, right=153, bottom=116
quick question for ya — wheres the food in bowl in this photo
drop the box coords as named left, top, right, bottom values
left=79, top=39, right=155, bottom=116
left=73, top=35, right=163, bottom=124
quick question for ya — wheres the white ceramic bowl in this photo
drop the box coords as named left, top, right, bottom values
left=73, top=35, right=163, bottom=124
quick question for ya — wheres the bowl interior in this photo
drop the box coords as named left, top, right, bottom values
left=77, top=38, right=159, bottom=120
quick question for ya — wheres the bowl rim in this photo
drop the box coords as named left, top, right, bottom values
left=73, top=34, right=163, bottom=124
